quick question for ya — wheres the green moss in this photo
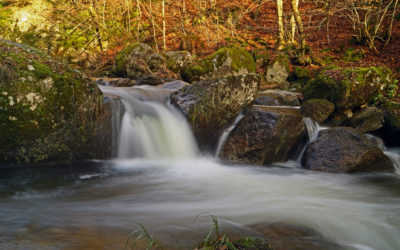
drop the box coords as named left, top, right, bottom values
left=342, top=48, right=365, bottom=62
left=294, top=66, right=311, bottom=80
left=114, top=42, right=140, bottom=76
left=181, top=46, right=255, bottom=82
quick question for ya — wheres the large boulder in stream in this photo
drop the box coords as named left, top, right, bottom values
left=0, top=39, right=109, bottom=164
left=171, top=74, right=260, bottom=151
left=181, top=47, right=256, bottom=83
left=303, top=66, right=395, bottom=110
left=302, top=127, right=394, bottom=173
left=254, top=90, right=302, bottom=106
left=348, top=107, right=384, bottom=133
left=220, top=106, right=307, bottom=165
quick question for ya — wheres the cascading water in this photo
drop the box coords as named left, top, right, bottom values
left=215, top=110, right=245, bottom=157
left=98, top=85, right=198, bottom=159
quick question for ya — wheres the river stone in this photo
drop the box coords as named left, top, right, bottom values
left=302, top=127, right=394, bottom=173
left=163, top=51, right=194, bottom=73
left=249, top=223, right=341, bottom=250
left=158, top=80, right=189, bottom=91
left=0, top=39, right=108, bottom=164
left=266, top=53, right=290, bottom=85
left=220, top=106, right=307, bottom=165
left=135, top=75, right=163, bottom=86
left=181, top=46, right=256, bottom=83
left=348, top=107, right=384, bottom=133
left=303, top=66, right=394, bottom=110
left=171, top=74, right=260, bottom=151
left=380, top=102, right=400, bottom=146
left=300, top=99, right=335, bottom=123
left=114, top=42, right=175, bottom=80
left=254, top=90, right=302, bottom=106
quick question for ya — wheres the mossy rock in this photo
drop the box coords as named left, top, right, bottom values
left=181, top=46, right=256, bottom=83
left=348, top=107, right=384, bottom=133
left=342, top=48, right=365, bottom=62
left=293, top=66, right=311, bottom=80
left=171, top=74, right=260, bottom=151
left=303, top=66, right=395, bottom=110
left=163, top=50, right=194, bottom=73
left=266, top=53, right=290, bottom=85
left=114, top=43, right=170, bottom=80
left=300, top=99, right=335, bottom=123
left=0, top=39, right=107, bottom=164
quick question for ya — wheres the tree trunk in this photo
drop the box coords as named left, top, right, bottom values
left=162, top=0, right=166, bottom=50
left=277, top=0, right=285, bottom=48
left=290, top=0, right=306, bottom=53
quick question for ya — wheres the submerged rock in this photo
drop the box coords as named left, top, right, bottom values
left=300, top=99, right=335, bottom=123
left=302, top=127, right=394, bottom=173
left=348, top=107, right=384, bottom=133
left=171, top=74, right=260, bottom=151
left=254, top=90, right=302, bottom=106
left=181, top=46, right=256, bottom=83
left=0, top=39, right=108, bottom=164
left=303, top=66, right=395, bottom=110
left=220, top=106, right=306, bottom=165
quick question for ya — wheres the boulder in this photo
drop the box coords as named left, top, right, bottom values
left=220, top=106, right=307, bottom=165
left=300, top=99, right=335, bottom=123
left=171, top=74, right=260, bottom=151
left=302, top=127, right=394, bottom=173
left=265, top=53, right=290, bottom=86
left=380, top=102, right=400, bottom=146
left=181, top=47, right=256, bottom=83
left=0, top=39, right=108, bottom=164
left=348, top=107, right=384, bottom=133
left=163, top=51, right=194, bottom=73
left=135, top=75, right=163, bottom=86
left=158, top=80, right=189, bottom=91
left=254, top=90, right=302, bottom=106
left=114, top=42, right=175, bottom=80
left=303, top=66, right=395, bottom=110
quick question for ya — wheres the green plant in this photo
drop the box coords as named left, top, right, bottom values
left=124, top=223, right=162, bottom=250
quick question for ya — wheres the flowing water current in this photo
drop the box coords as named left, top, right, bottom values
left=1, top=85, right=400, bottom=249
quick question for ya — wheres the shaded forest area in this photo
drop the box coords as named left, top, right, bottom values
left=1, top=0, right=400, bottom=79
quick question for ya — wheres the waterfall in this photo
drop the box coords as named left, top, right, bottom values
left=215, top=111, right=245, bottom=157
left=98, top=85, right=198, bottom=159
left=296, top=118, right=326, bottom=163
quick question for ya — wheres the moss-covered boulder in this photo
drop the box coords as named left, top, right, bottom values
left=114, top=42, right=174, bottom=80
left=302, top=127, right=394, bottom=173
left=348, top=107, right=384, bottom=133
left=181, top=47, right=256, bottom=83
left=266, top=53, right=290, bottom=85
left=171, top=74, right=260, bottom=151
left=300, top=99, right=335, bottom=123
left=220, top=106, right=307, bottom=165
left=163, top=50, right=194, bottom=73
left=303, top=66, right=395, bottom=110
left=0, top=39, right=108, bottom=164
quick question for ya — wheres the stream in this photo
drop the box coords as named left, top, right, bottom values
left=0, top=84, right=399, bottom=249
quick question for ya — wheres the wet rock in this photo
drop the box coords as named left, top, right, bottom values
left=158, top=80, right=188, bottom=91
left=163, top=50, right=194, bottom=73
left=249, top=222, right=341, bottom=250
left=300, top=99, right=335, bottom=123
left=255, top=90, right=302, bottom=106
left=379, top=102, right=400, bottom=147
left=181, top=46, right=256, bottom=83
left=0, top=39, right=106, bottom=164
left=171, top=74, right=260, bottom=151
left=348, top=107, right=384, bottom=133
left=303, top=66, right=395, bottom=110
left=266, top=53, right=290, bottom=86
left=135, top=75, right=163, bottom=86
left=302, top=127, right=394, bottom=173
left=220, top=106, right=307, bottom=165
